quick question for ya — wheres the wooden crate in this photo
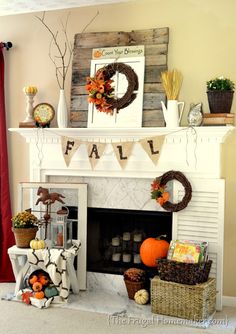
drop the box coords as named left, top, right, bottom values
left=151, top=276, right=216, bottom=320
left=202, top=113, right=234, bottom=126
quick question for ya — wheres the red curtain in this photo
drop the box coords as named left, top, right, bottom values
left=0, top=46, right=15, bottom=282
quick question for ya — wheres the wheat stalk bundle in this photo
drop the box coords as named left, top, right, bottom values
left=161, top=69, right=183, bottom=100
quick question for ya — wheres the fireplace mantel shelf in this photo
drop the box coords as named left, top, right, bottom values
left=9, top=126, right=234, bottom=144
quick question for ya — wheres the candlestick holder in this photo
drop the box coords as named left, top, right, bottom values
left=19, top=86, right=38, bottom=128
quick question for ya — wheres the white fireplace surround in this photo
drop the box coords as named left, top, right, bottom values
left=9, top=126, right=233, bottom=310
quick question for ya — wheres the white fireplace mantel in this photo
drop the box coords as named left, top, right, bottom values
left=9, top=126, right=234, bottom=180
left=9, top=125, right=235, bottom=310
left=9, top=126, right=232, bottom=143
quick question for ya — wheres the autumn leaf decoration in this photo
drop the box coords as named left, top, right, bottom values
left=85, top=68, right=115, bottom=114
left=151, top=179, right=170, bottom=206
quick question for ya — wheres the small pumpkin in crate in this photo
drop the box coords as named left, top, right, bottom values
left=30, top=238, right=46, bottom=250
left=44, top=286, right=58, bottom=298
left=32, top=281, right=43, bottom=292
left=35, top=291, right=45, bottom=299
left=134, top=289, right=149, bottom=305
left=140, top=235, right=169, bottom=267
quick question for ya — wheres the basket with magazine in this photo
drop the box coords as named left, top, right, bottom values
left=157, top=258, right=212, bottom=285
left=157, top=239, right=212, bottom=285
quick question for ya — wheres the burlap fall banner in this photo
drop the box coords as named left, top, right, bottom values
left=139, top=135, right=165, bottom=164
left=86, top=142, right=106, bottom=169
left=61, top=135, right=165, bottom=167
left=112, top=142, right=134, bottom=169
left=61, top=136, right=81, bottom=167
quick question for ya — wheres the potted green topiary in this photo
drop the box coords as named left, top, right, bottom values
left=206, top=76, right=235, bottom=113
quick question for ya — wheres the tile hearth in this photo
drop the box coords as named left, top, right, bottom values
left=67, top=272, right=152, bottom=318
left=64, top=272, right=217, bottom=329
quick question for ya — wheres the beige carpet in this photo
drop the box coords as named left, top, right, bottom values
left=1, top=283, right=235, bottom=334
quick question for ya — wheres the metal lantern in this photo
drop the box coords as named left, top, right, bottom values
left=51, top=208, right=72, bottom=249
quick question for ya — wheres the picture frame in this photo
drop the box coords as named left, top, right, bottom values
left=87, top=56, right=145, bottom=128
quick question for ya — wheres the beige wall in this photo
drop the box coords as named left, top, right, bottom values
left=0, top=0, right=236, bottom=297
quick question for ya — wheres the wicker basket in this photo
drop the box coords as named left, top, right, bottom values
left=12, top=227, right=38, bottom=248
left=151, top=276, right=216, bottom=320
left=207, top=90, right=234, bottom=113
left=124, top=279, right=146, bottom=299
left=157, top=259, right=212, bottom=285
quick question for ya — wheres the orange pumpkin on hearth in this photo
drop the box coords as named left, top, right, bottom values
left=140, top=237, right=169, bottom=267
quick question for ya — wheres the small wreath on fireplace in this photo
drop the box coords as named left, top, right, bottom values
left=151, top=171, right=192, bottom=212
left=85, top=62, right=139, bottom=115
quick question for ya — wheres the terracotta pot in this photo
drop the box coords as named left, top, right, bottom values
left=124, top=279, right=146, bottom=299
left=12, top=226, right=38, bottom=248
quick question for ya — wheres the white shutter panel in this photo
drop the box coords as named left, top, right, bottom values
left=172, top=178, right=225, bottom=310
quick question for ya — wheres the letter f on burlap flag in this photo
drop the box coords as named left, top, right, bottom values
left=61, top=136, right=80, bottom=167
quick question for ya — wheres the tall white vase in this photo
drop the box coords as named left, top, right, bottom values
left=57, top=89, right=68, bottom=128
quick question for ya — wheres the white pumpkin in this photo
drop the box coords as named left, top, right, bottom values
left=134, top=289, right=149, bottom=305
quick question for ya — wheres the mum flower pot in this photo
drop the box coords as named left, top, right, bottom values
left=12, top=227, right=38, bottom=248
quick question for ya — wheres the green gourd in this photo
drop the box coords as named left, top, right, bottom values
left=44, top=286, right=58, bottom=298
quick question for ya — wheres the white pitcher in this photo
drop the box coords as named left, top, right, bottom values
left=161, top=100, right=185, bottom=128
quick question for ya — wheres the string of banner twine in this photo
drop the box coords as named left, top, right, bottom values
left=33, top=125, right=198, bottom=168
left=35, top=127, right=45, bottom=166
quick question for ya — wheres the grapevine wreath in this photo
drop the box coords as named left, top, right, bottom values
left=86, top=62, right=139, bottom=114
left=151, top=171, right=192, bottom=212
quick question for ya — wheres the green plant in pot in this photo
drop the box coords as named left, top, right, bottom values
left=12, top=210, right=39, bottom=248
left=206, top=76, right=235, bottom=113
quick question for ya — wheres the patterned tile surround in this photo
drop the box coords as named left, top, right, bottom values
left=49, top=175, right=162, bottom=317
left=49, top=175, right=164, bottom=211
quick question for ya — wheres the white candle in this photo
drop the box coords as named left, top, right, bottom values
left=133, top=254, right=141, bottom=264
left=123, top=232, right=131, bottom=241
left=112, top=237, right=120, bottom=246
left=133, top=233, right=142, bottom=242
left=112, top=253, right=121, bottom=262
left=122, top=253, right=131, bottom=263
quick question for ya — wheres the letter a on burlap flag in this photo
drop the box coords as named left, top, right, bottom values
left=139, top=135, right=165, bottom=165
left=61, top=136, right=80, bottom=167
left=86, top=142, right=106, bottom=169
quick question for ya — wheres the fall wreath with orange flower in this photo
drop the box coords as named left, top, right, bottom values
left=151, top=171, right=192, bottom=212
left=85, top=62, right=139, bottom=115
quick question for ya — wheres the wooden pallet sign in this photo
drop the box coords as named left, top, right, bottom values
left=70, top=27, right=169, bottom=127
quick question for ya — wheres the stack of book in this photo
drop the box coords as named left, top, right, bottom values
left=202, top=113, right=234, bottom=126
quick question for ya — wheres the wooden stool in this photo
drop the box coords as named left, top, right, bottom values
left=8, top=245, right=79, bottom=296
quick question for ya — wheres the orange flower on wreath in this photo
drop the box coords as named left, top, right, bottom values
left=151, top=179, right=170, bottom=206
left=85, top=68, right=114, bottom=114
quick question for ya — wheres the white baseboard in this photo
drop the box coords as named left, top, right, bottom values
left=223, top=296, right=236, bottom=307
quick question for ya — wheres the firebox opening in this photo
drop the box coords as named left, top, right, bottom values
left=87, top=207, right=172, bottom=278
